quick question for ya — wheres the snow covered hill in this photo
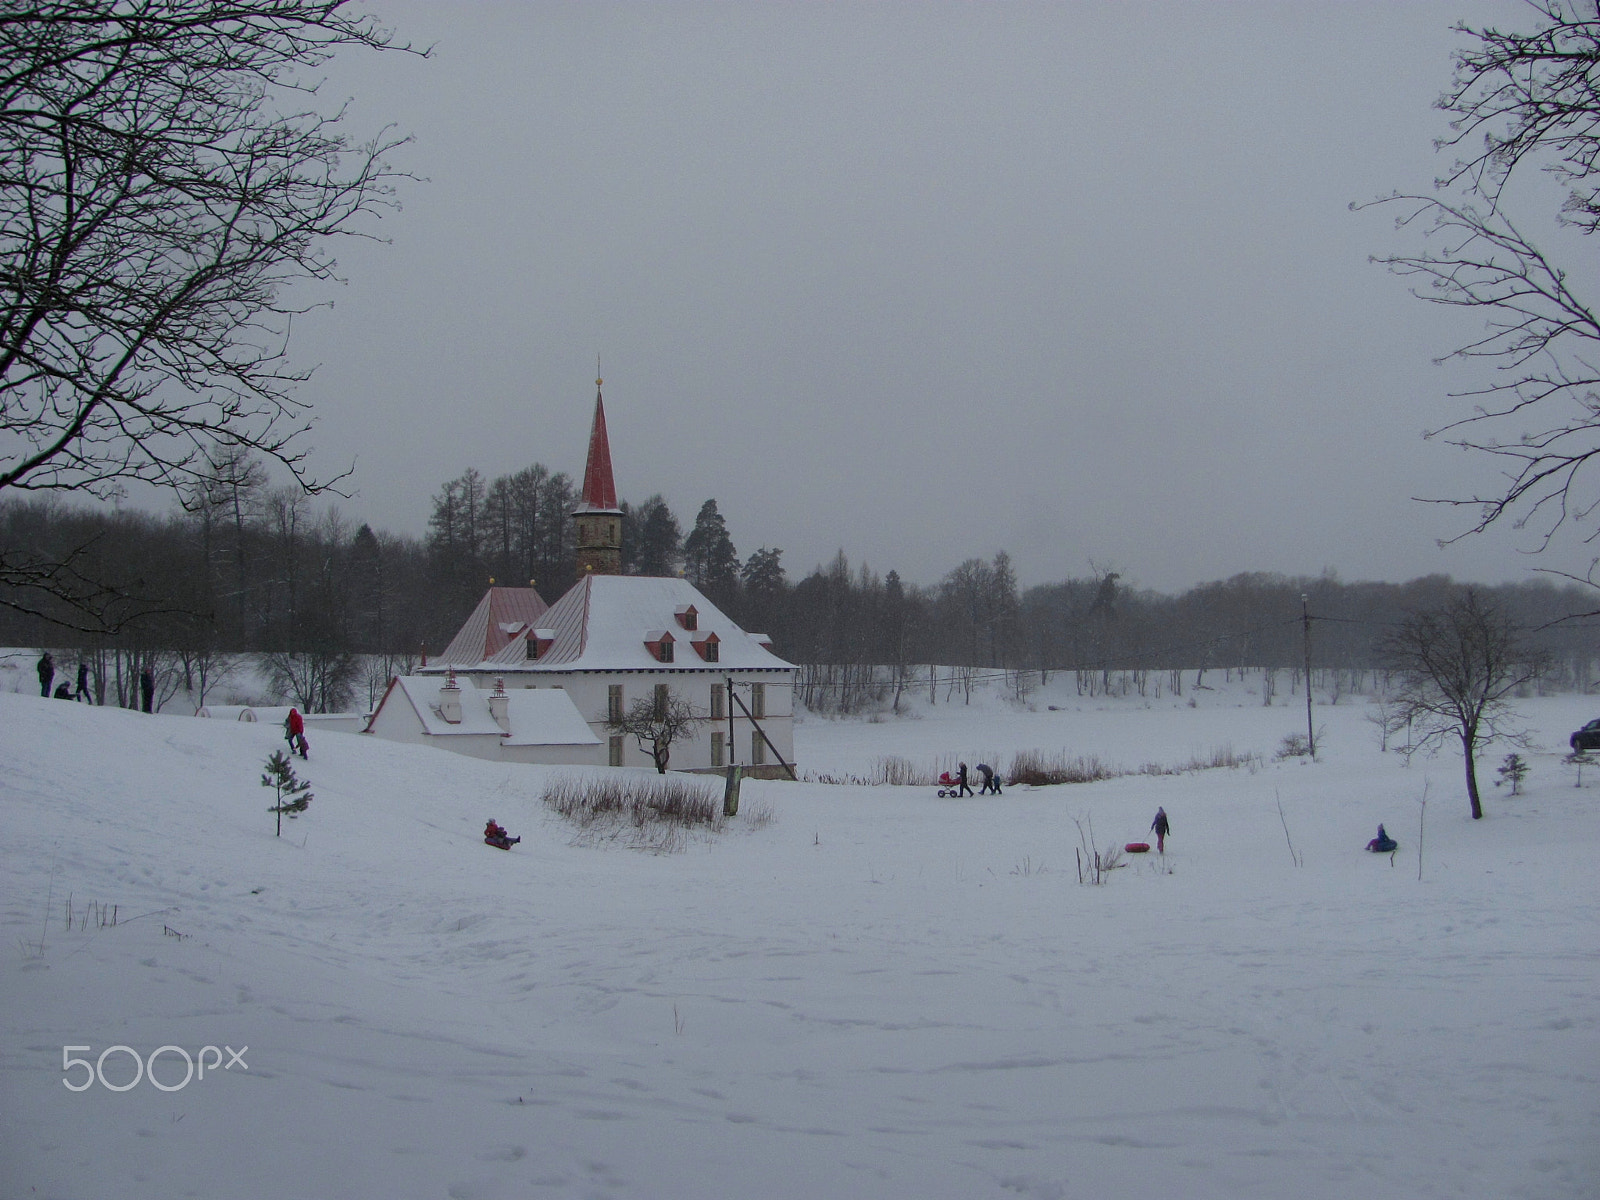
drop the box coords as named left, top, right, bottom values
left=1, top=681, right=1595, bottom=1199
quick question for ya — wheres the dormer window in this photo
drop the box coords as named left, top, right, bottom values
left=692, top=630, right=720, bottom=662
left=675, top=605, right=698, bottom=631
left=645, top=630, right=675, bottom=663
left=525, top=628, right=555, bottom=661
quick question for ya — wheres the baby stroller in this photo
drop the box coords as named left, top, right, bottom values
left=937, top=771, right=963, bottom=797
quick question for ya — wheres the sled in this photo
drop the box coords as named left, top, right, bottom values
left=1124, top=842, right=1150, bottom=853
left=485, top=836, right=520, bottom=850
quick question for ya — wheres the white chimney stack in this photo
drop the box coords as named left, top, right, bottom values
left=439, top=669, right=462, bottom=724
left=487, top=677, right=509, bottom=733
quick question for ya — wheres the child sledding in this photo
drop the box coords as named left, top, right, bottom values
left=1366, top=823, right=1398, bottom=853
left=484, top=819, right=520, bottom=850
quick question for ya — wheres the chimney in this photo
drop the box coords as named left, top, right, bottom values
left=439, top=669, right=462, bottom=724
left=487, top=677, right=509, bottom=733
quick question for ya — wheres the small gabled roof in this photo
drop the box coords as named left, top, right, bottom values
left=435, top=586, right=550, bottom=666
left=480, top=574, right=794, bottom=673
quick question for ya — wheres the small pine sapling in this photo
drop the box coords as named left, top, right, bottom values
left=1564, top=750, right=1591, bottom=788
left=1495, top=752, right=1529, bottom=795
left=262, top=750, right=313, bottom=837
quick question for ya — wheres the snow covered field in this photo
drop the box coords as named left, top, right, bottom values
left=1, top=675, right=1596, bottom=1199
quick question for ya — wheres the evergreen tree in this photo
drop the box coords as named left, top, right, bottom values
left=631, top=496, right=682, bottom=577
left=683, top=499, right=740, bottom=607
left=261, top=750, right=313, bottom=838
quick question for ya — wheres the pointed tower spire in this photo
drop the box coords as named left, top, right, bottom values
left=573, top=371, right=623, bottom=575
left=579, top=376, right=619, bottom=512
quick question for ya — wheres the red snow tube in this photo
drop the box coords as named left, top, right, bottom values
left=1124, top=842, right=1150, bottom=853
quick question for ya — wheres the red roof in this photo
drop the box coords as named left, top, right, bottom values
left=577, top=386, right=619, bottom=512
left=435, top=586, right=550, bottom=665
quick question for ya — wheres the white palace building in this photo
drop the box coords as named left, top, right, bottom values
left=363, top=381, right=797, bottom=776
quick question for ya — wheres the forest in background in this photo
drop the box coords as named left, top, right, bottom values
left=3, top=459, right=1598, bottom=714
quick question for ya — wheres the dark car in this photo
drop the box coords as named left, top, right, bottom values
left=1571, top=719, right=1600, bottom=752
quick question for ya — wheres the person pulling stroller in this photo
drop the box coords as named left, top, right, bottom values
left=484, top=819, right=520, bottom=850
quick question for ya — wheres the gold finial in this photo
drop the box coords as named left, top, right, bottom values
left=596, top=353, right=602, bottom=389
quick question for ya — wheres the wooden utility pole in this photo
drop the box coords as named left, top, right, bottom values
left=1301, top=594, right=1316, bottom=758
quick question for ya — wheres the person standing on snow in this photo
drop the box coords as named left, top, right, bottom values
left=285, top=707, right=309, bottom=759
left=1150, top=806, right=1170, bottom=853
left=139, top=667, right=154, bottom=713
left=75, top=660, right=91, bottom=703
left=36, top=651, right=53, bottom=698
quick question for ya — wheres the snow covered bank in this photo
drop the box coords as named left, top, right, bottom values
left=1, top=681, right=1595, bottom=1198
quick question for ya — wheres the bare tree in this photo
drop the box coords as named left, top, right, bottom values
left=1369, top=3, right=1600, bottom=552
left=0, top=2, right=418, bottom=616
left=1380, top=589, right=1547, bottom=820
left=606, top=691, right=704, bottom=774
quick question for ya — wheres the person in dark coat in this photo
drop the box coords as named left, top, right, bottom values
left=957, top=761, right=974, bottom=797
left=37, top=652, right=53, bottom=698
left=74, top=661, right=91, bottom=703
left=53, top=683, right=72, bottom=700
left=1150, top=806, right=1170, bottom=853
left=139, top=667, right=154, bottom=713
left=1367, top=824, right=1398, bottom=853
left=976, top=763, right=996, bottom=794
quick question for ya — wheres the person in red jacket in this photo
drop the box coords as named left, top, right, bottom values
left=284, top=708, right=309, bottom=759
left=484, top=819, right=520, bottom=849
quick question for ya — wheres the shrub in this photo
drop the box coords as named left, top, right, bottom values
left=872, top=756, right=931, bottom=786
left=1275, top=732, right=1312, bottom=760
left=542, top=775, right=725, bottom=850
left=1008, top=750, right=1117, bottom=787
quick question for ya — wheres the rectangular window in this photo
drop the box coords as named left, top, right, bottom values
left=653, top=683, right=669, bottom=717
left=711, top=731, right=725, bottom=768
left=609, top=735, right=624, bottom=767
left=710, top=685, right=725, bottom=720
left=607, top=684, right=623, bottom=722
left=658, top=639, right=674, bottom=663
left=751, top=731, right=766, bottom=766
left=703, top=640, right=718, bottom=663
left=750, top=682, right=766, bottom=719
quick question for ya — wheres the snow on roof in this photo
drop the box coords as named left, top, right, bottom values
left=434, top=587, right=550, bottom=666
left=478, top=574, right=794, bottom=673
left=500, top=689, right=602, bottom=746
left=383, top=675, right=598, bottom=744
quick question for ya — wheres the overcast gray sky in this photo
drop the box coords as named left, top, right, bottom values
left=286, top=0, right=1570, bottom=593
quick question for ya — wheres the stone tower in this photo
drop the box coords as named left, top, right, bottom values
left=572, top=378, right=622, bottom=576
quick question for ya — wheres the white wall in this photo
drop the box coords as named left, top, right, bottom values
left=463, top=670, right=796, bottom=772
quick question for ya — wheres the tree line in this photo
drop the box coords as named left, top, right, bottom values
left=4, top=456, right=1598, bottom=713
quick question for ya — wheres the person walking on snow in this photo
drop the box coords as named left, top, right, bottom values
left=284, top=707, right=309, bottom=759
left=1150, top=806, right=1170, bottom=853
left=74, top=660, right=91, bottom=703
left=976, top=763, right=996, bottom=794
left=957, top=762, right=974, bottom=798
left=36, top=651, right=53, bottom=698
